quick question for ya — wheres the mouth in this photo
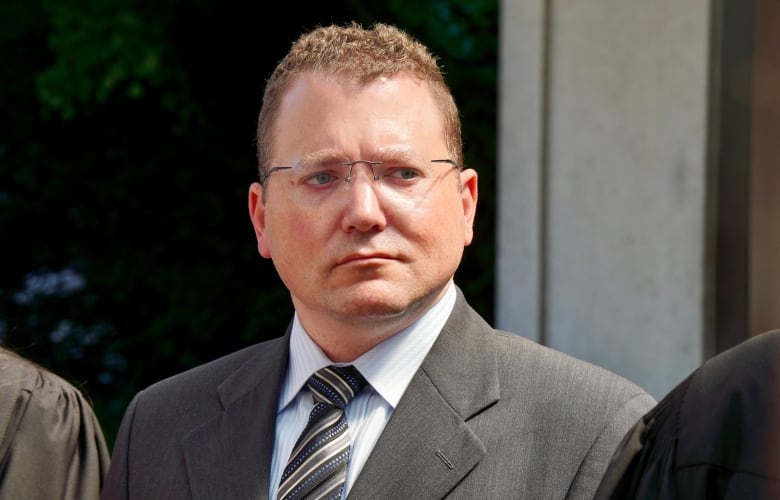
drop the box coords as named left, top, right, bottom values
left=336, top=252, right=397, bottom=266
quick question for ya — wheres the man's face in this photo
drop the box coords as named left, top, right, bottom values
left=249, top=72, right=477, bottom=332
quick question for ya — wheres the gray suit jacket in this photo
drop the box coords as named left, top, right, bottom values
left=101, top=289, right=655, bottom=499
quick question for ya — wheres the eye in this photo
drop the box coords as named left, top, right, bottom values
left=385, top=167, right=422, bottom=181
left=303, top=170, right=339, bottom=186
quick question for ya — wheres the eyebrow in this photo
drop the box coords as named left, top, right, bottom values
left=374, top=146, right=421, bottom=163
left=297, top=150, right=350, bottom=167
left=296, top=146, right=425, bottom=167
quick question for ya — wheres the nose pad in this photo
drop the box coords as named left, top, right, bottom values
left=344, top=160, right=382, bottom=183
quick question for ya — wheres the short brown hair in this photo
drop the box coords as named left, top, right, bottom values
left=255, top=22, right=463, bottom=182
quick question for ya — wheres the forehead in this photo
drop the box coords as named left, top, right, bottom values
left=271, top=72, right=448, bottom=160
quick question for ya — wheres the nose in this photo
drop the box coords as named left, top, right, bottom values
left=340, top=166, right=387, bottom=232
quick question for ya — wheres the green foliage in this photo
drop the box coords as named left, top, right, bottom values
left=35, top=0, right=196, bottom=123
left=0, top=0, right=497, bottom=447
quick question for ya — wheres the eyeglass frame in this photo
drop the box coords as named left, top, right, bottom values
left=258, top=158, right=462, bottom=185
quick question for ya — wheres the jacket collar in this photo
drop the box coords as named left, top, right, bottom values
left=348, top=288, right=499, bottom=499
left=182, top=328, right=290, bottom=500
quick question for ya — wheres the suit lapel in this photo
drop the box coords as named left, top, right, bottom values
left=183, top=332, right=290, bottom=500
left=348, top=290, right=500, bottom=499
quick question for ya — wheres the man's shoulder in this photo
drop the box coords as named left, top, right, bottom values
left=491, top=328, right=650, bottom=397
left=451, top=290, right=653, bottom=404
left=484, top=329, right=656, bottom=465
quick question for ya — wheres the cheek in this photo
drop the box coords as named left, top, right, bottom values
left=265, top=205, right=330, bottom=258
left=288, top=216, right=314, bottom=238
left=404, top=204, right=464, bottom=250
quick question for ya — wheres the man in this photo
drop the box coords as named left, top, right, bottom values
left=101, top=22, right=655, bottom=499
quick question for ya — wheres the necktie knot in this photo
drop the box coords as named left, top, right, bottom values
left=306, top=365, right=365, bottom=409
left=278, top=365, right=366, bottom=499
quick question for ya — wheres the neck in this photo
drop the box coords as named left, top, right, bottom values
left=300, top=312, right=419, bottom=362
left=295, top=285, right=449, bottom=362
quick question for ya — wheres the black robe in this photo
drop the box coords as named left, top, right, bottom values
left=595, top=329, right=780, bottom=499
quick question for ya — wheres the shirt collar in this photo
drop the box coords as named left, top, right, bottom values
left=279, top=281, right=456, bottom=411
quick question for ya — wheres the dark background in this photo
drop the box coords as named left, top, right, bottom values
left=0, top=0, right=497, bottom=446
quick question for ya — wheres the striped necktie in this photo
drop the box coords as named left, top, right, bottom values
left=278, top=365, right=366, bottom=500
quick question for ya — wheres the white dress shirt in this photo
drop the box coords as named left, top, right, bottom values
left=268, top=281, right=457, bottom=499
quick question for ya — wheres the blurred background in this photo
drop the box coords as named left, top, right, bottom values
left=0, top=0, right=497, bottom=446
left=2, top=0, right=778, bottom=449
left=494, top=1, right=779, bottom=399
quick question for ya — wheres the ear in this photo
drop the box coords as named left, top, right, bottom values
left=248, top=182, right=272, bottom=258
left=460, top=168, right=478, bottom=246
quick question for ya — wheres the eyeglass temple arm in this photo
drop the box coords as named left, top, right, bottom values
left=430, top=159, right=463, bottom=170
left=259, top=166, right=292, bottom=184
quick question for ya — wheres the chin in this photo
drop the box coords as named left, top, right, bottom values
left=336, top=296, right=409, bottom=319
left=326, top=283, right=439, bottom=322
